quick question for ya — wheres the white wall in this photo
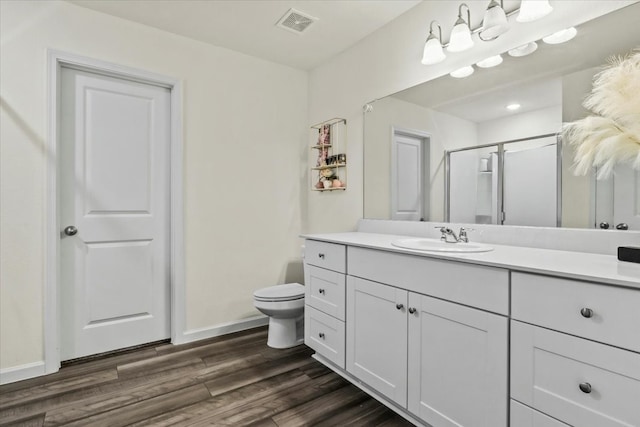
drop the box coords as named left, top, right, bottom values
left=0, top=1, right=307, bottom=371
left=363, top=96, right=477, bottom=221
left=478, top=105, right=562, bottom=145
left=306, top=1, right=634, bottom=234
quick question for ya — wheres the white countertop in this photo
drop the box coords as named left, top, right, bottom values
left=302, top=232, right=640, bottom=289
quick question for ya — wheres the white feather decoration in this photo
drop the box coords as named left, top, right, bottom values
left=562, top=50, right=640, bottom=179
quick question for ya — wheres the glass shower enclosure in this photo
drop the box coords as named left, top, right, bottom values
left=445, top=134, right=561, bottom=227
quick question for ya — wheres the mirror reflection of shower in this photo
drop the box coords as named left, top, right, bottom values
left=446, top=134, right=561, bottom=227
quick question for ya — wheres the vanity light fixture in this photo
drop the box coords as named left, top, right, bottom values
left=422, top=21, right=446, bottom=65
left=450, top=65, right=475, bottom=78
left=447, top=3, right=474, bottom=53
left=516, top=0, right=553, bottom=23
left=543, top=27, right=577, bottom=44
left=508, top=41, right=538, bottom=57
left=476, top=54, right=503, bottom=68
left=506, top=103, right=521, bottom=111
left=479, top=0, right=510, bottom=41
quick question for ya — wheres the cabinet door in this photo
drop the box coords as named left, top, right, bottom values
left=407, top=293, right=508, bottom=427
left=346, top=276, right=408, bottom=407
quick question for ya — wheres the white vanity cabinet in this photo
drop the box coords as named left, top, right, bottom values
left=303, top=240, right=347, bottom=368
left=407, top=293, right=508, bottom=427
left=511, top=273, right=640, bottom=427
left=346, top=276, right=408, bottom=406
left=345, top=247, right=509, bottom=427
left=303, top=234, right=640, bottom=427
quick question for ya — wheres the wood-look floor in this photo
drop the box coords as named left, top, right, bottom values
left=0, top=327, right=413, bottom=426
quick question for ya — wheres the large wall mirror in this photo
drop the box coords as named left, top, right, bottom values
left=364, top=3, right=640, bottom=229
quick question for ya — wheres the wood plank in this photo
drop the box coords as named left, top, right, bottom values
left=128, top=369, right=311, bottom=426
left=59, top=384, right=211, bottom=427
left=271, top=384, right=370, bottom=427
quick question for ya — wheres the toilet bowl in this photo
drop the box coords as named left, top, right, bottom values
left=253, top=283, right=305, bottom=349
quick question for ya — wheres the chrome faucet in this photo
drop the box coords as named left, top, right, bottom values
left=435, top=226, right=460, bottom=243
left=435, top=226, right=473, bottom=243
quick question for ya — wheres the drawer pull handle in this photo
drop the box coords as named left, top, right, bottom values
left=318, top=288, right=325, bottom=295
left=396, top=303, right=404, bottom=310
left=580, top=308, right=594, bottom=318
left=318, top=332, right=325, bottom=339
left=408, top=307, right=417, bottom=314
left=579, top=382, right=592, bottom=394
left=318, top=253, right=325, bottom=259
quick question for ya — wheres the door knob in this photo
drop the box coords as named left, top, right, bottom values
left=408, top=307, right=417, bottom=314
left=396, top=303, right=404, bottom=310
left=64, top=225, right=78, bottom=236
left=616, top=223, right=629, bottom=230
left=599, top=222, right=609, bottom=229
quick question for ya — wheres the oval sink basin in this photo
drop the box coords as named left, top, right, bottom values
left=391, top=238, right=493, bottom=253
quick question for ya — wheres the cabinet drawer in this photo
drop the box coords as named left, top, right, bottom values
left=511, top=400, right=570, bottom=427
left=305, top=240, right=346, bottom=273
left=304, top=265, right=345, bottom=321
left=511, top=321, right=640, bottom=427
left=512, top=272, right=640, bottom=352
left=305, top=305, right=345, bottom=368
left=347, top=246, right=509, bottom=315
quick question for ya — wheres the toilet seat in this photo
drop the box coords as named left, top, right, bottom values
left=253, top=283, right=304, bottom=302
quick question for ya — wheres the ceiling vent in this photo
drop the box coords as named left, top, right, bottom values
left=276, top=8, right=317, bottom=34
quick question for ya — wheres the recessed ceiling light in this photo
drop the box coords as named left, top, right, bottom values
left=450, top=66, right=475, bottom=78
left=506, top=103, right=521, bottom=111
left=543, top=27, right=577, bottom=44
left=508, top=42, right=538, bottom=57
left=476, top=55, right=503, bottom=68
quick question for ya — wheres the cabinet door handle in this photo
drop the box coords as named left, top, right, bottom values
left=318, top=253, right=325, bottom=259
left=318, top=288, right=325, bottom=295
left=395, top=303, right=404, bottom=310
left=580, top=308, right=594, bottom=318
left=408, top=307, right=417, bottom=314
left=318, top=332, right=325, bottom=339
left=579, top=382, right=592, bottom=394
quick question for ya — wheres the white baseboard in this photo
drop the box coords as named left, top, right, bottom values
left=175, top=315, right=269, bottom=345
left=0, top=361, right=46, bottom=385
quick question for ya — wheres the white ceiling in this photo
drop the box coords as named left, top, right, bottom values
left=67, top=0, right=422, bottom=70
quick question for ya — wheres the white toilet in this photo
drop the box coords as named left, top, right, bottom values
left=253, top=283, right=305, bottom=349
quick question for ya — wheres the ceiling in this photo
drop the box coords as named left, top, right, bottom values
left=67, top=0, right=422, bottom=70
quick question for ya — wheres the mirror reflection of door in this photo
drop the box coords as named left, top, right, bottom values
left=596, top=164, right=640, bottom=230
left=391, top=129, right=430, bottom=221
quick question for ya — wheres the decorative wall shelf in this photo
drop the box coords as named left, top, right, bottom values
left=310, top=118, right=347, bottom=192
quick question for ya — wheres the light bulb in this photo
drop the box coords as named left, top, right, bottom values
left=508, top=42, right=538, bottom=57
left=517, top=0, right=553, bottom=23
left=477, top=55, right=503, bottom=68
left=450, top=66, right=475, bottom=78
left=422, top=36, right=446, bottom=65
left=543, top=27, right=577, bottom=44
left=480, top=0, right=510, bottom=41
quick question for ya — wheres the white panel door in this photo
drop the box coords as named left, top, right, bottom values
left=391, top=134, right=423, bottom=221
left=408, top=293, right=508, bottom=427
left=613, top=164, right=640, bottom=230
left=346, top=276, right=408, bottom=407
left=60, top=67, right=170, bottom=360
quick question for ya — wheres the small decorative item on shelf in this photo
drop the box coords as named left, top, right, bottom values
left=317, top=124, right=331, bottom=146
